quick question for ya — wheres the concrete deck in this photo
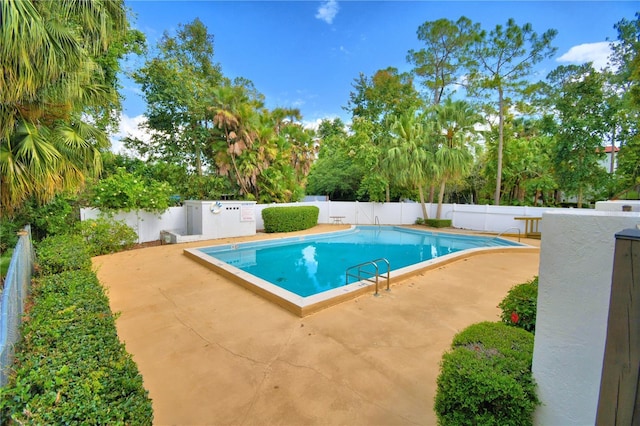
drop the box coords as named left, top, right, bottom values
left=93, top=225, right=540, bottom=425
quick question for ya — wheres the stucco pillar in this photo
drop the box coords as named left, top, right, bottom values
left=532, top=210, right=640, bottom=425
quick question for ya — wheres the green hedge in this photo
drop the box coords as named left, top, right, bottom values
left=77, top=218, right=138, bottom=256
left=262, top=206, right=319, bottom=233
left=425, top=219, right=452, bottom=228
left=0, top=270, right=153, bottom=424
left=498, top=276, right=538, bottom=333
left=434, top=322, right=538, bottom=425
left=36, top=234, right=92, bottom=275
left=415, top=218, right=452, bottom=228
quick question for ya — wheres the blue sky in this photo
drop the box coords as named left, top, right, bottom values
left=114, top=1, right=638, bottom=147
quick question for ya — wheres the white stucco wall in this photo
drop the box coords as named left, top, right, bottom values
left=532, top=210, right=640, bottom=425
left=80, top=207, right=185, bottom=243
left=595, top=200, right=640, bottom=212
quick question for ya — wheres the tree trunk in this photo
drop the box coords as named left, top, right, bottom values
left=436, top=179, right=446, bottom=219
left=428, top=184, right=435, bottom=204
left=610, top=134, right=616, bottom=174
left=494, top=87, right=504, bottom=206
left=194, top=123, right=202, bottom=176
left=386, top=184, right=390, bottom=203
left=577, top=187, right=583, bottom=208
left=419, top=185, right=429, bottom=220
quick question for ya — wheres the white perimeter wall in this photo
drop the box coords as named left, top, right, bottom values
left=533, top=210, right=640, bottom=425
left=254, top=201, right=552, bottom=234
left=81, top=201, right=636, bottom=244
left=80, top=207, right=185, bottom=243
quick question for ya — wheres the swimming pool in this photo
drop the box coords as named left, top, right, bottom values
left=184, top=226, right=532, bottom=316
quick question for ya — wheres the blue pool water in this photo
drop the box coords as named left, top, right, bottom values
left=198, top=226, right=521, bottom=297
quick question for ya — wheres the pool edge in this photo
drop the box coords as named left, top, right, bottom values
left=184, top=243, right=539, bottom=318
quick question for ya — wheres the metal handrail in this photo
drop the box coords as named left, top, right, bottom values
left=493, top=227, right=521, bottom=243
left=345, top=258, right=390, bottom=296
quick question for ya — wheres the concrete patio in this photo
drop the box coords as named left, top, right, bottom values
left=93, top=225, right=540, bottom=425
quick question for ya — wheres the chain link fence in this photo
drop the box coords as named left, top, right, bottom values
left=0, top=226, right=34, bottom=387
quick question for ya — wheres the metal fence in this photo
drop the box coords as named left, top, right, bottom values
left=0, top=225, right=34, bottom=387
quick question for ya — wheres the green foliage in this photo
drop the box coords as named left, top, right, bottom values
left=36, top=234, right=92, bottom=276
left=435, top=322, right=538, bottom=425
left=262, top=206, right=319, bottom=233
left=0, top=220, right=20, bottom=254
left=90, top=168, right=172, bottom=214
left=545, top=64, right=609, bottom=207
left=306, top=118, right=365, bottom=201
left=425, top=219, right=452, bottom=228
left=30, top=194, right=79, bottom=237
left=407, top=17, right=480, bottom=105
left=77, top=218, right=138, bottom=256
left=0, top=270, right=153, bottom=424
left=499, top=276, right=538, bottom=333
left=0, top=249, right=13, bottom=278
left=1, top=0, right=140, bottom=215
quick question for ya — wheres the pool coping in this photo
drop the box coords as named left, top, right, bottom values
left=183, top=226, right=538, bottom=317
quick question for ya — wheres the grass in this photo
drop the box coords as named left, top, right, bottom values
left=0, top=248, right=14, bottom=278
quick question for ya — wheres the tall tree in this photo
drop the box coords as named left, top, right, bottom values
left=546, top=64, right=608, bottom=207
left=306, top=119, right=363, bottom=200
left=430, top=99, right=480, bottom=218
left=407, top=17, right=480, bottom=105
left=131, top=18, right=224, bottom=175
left=467, top=18, right=557, bottom=205
left=609, top=14, right=640, bottom=192
left=0, top=0, right=140, bottom=215
left=345, top=67, right=422, bottom=201
left=385, top=110, right=434, bottom=219
left=346, top=67, right=421, bottom=124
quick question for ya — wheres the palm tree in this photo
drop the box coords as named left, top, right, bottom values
left=384, top=110, right=434, bottom=219
left=431, top=99, right=479, bottom=218
left=0, top=0, right=129, bottom=215
left=210, top=85, right=262, bottom=197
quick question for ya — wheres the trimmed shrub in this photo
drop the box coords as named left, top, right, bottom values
left=0, top=270, right=153, bottom=424
left=262, top=206, right=319, bottom=233
left=435, top=322, right=538, bottom=426
left=425, top=218, right=452, bottom=228
left=36, top=234, right=92, bottom=275
left=498, top=276, right=538, bottom=333
left=77, top=218, right=138, bottom=256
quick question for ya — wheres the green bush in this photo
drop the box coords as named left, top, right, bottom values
left=90, top=167, right=172, bottom=214
left=0, top=220, right=20, bottom=254
left=425, top=218, right=452, bottom=228
left=262, top=206, right=319, bottom=233
left=77, top=218, right=138, bottom=256
left=0, top=270, right=153, bottom=424
left=498, top=276, right=538, bottom=334
left=36, top=234, right=92, bottom=275
left=435, top=322, right=538, bottom=426
left=30, top=194, right=79, bottom=237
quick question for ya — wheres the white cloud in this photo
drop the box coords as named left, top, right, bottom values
left=556, top=41, right=613, bottom=70
left=315, top=0, right=339, bottom=25
left=303, top=118, right=325, bottom=131
left=109, top=113, right=150, bottom=154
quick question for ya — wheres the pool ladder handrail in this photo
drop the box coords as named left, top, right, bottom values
left=345, top=258, right=390, bottom=296
left=493, top=227, right=521, bottom=243
left=374, top=216, right=380, bottom=227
